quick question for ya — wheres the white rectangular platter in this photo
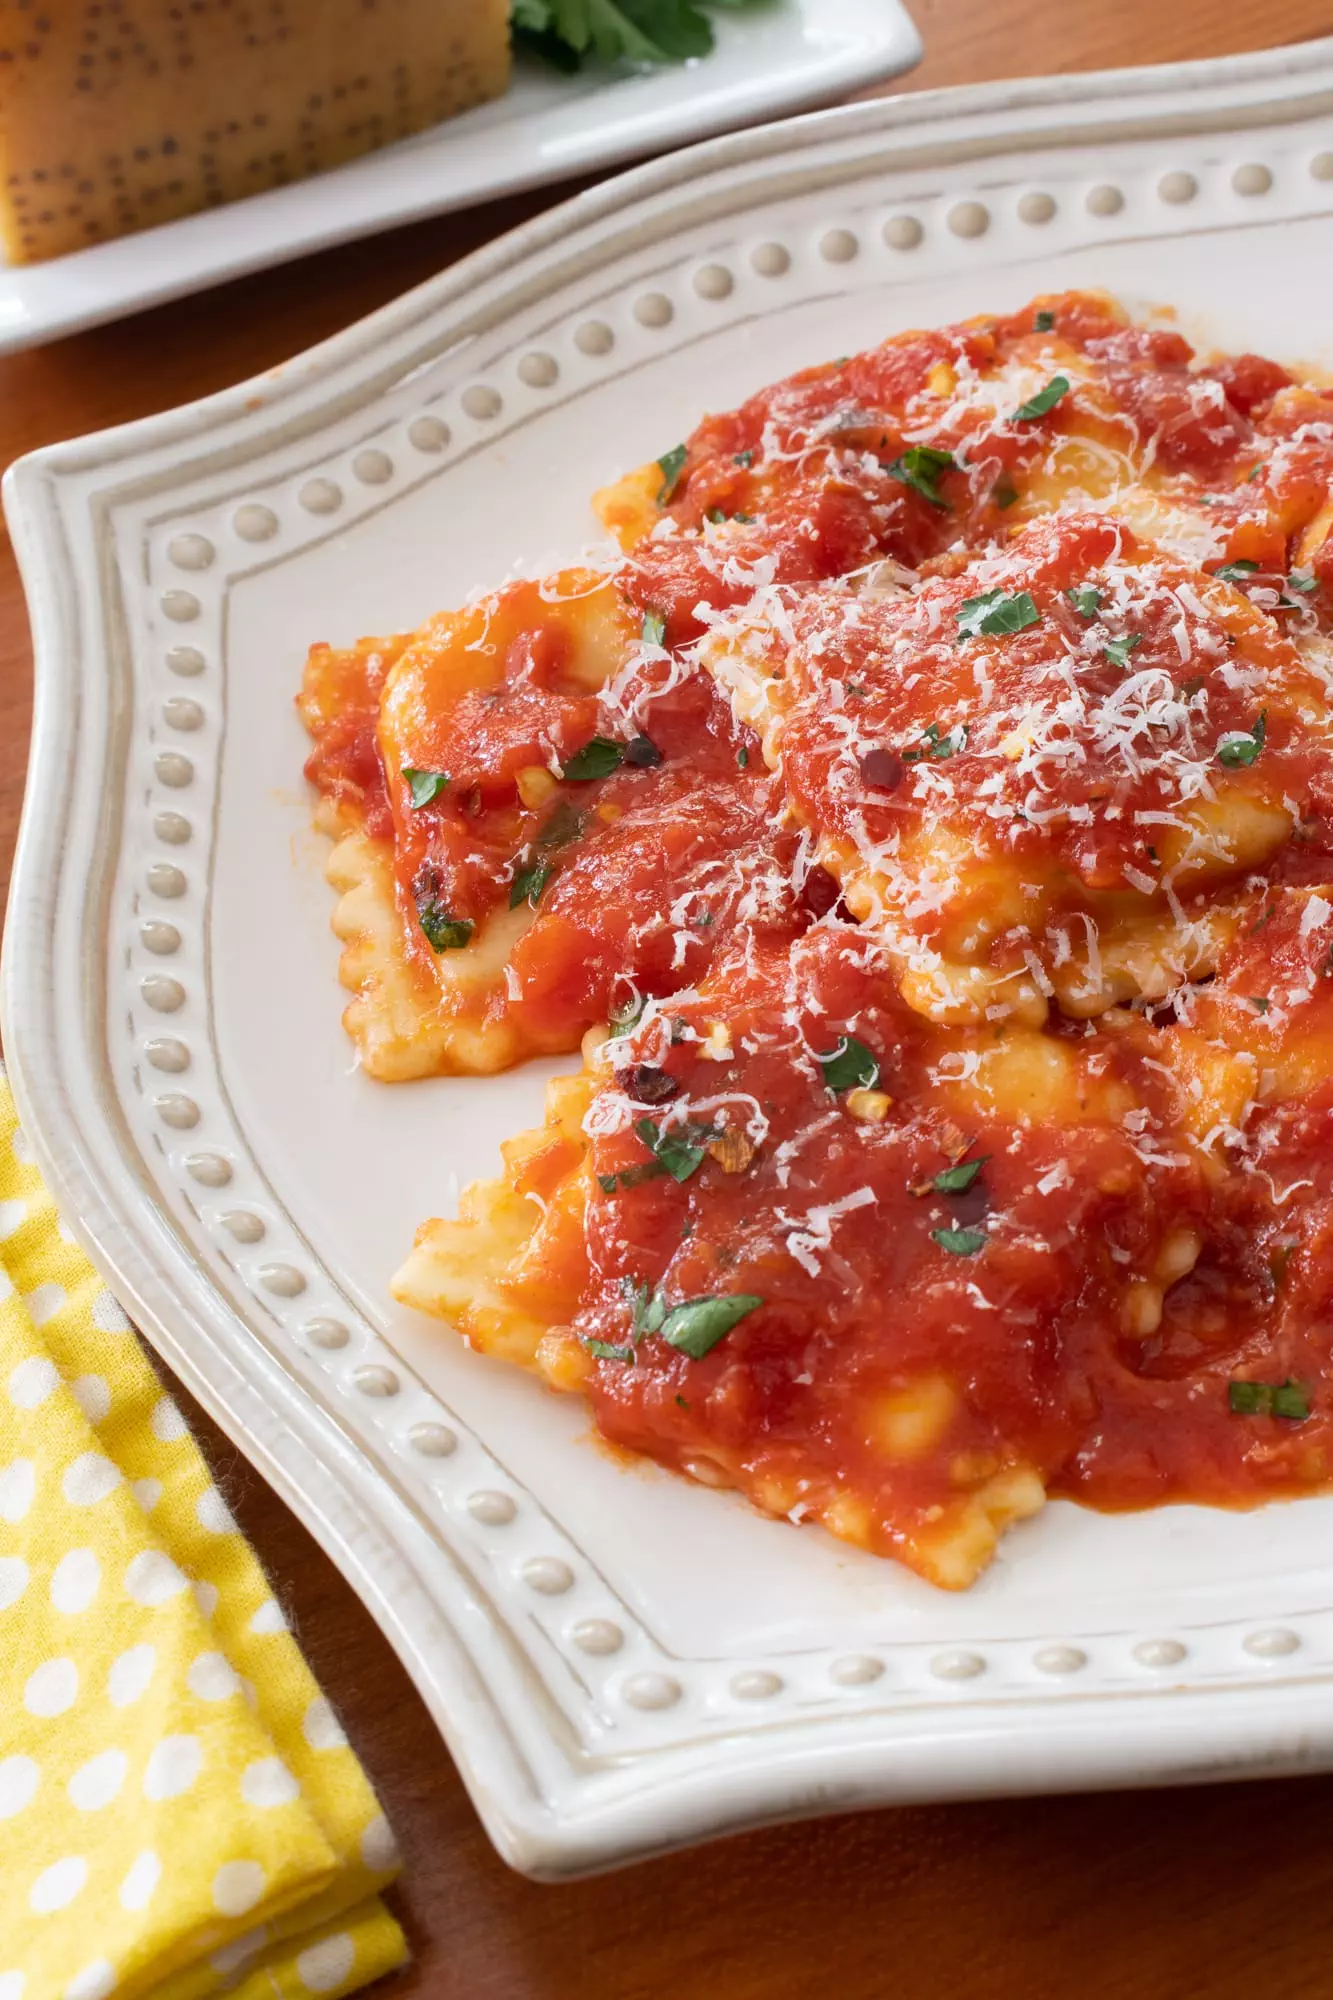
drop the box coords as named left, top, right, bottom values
left=0, top=0, right=920, bottom=356
left=8, top=39, right=1333, bottom=1877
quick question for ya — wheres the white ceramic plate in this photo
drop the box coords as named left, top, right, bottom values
left=0, top=0, right=920, bottom=357
left=9, top=40, right=1333, bottom=1879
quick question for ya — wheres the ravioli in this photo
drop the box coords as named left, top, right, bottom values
left=303, top=290, right=1333, bottom=1588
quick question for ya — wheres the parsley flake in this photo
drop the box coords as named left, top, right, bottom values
left=886, top=444, right=956, bottom=510
left=660, top=1293, right=764, bottom=1359
left=1228, top=1378, right=1310, bottom=1420
left=562, top=736, right=624, bottom=780
left=1289, top=571, right=1319, bottom=594
left=818, top=1036, right=880, bottom=1093
left=1248, top=995, right=1271, bottom=1014
left=931, top=1226, right=987, bottom=1256
left=1215, top=559, right=1260, bottom=585
left=509, top=858, right=552, bottom=909
left=1103, top=633, right=1143, bottom=669
left=957, top=588, right=1041, bottom=639
left=641, top=608, right=667, bottom=647
left=932, top=1156, right=989, bottom=1194
left=1034, top=309, right=1055, bottom=331
left=706, top=505, right=728, bottom=524
left=415, top=895, right=473, bottom=954
left=656, top=443, right=687, bottom=503
left=990, top=473, right=1018, bottom=511
left=1012, top=375, right=1070, bottom=421
left=733, top=448, right=755, bottom=468
left=585, top=1338, right=635, bottom=1362
left=402, top=766, right=449, bottom=809
left=903, top=720, right=966, bottom=763
left=736, top=746, right=749, bottom=768
left=608, top=991, right=645, bottom=1039
left=1218, top=712, right=1266, bottom=768
left=633, top=1116, right=720, bottom=1183
left=1067, top=585, right=1101, bottom=619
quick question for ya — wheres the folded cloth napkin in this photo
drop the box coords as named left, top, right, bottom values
left=0, top=1071, right=409, bottom=2000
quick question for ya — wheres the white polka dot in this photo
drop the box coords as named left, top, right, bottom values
left=209, top=1926, right=269, bottom=1976
left=302, top=1695, right=347, bottom=1751
left=106, top=1644, right=155, bottom=1708
left=63, top=1963, right=115, bottom=2000
left=249, top=1598, right=287, bottom=1634
left=30, top=1854, right=87, bottom=1913
left=123, top=1549, right=187, bottom=1605
left=0, top=1756, right=39, bottom=1819
left=187, top=1651, right=241, bottom=1702
left=150, top=1396, right=187, bottom=1442
left=0, top=1199, right=26, bottom=1240
left=0, top=1458, right=35, bottom=1523
left=68, top=1749, right=127, bottom=1812
left=131, top=1478, right=161, bottom=1514
left=23, top=1282, right=66, bottom=1325
left=8, top=1356, right=57, bottom=1408
left=11, top=1120, right=32, bottom=1164
left=90, top=1290, right=132, bottom=1334
left=143, top=1734, right=202, bottom=1800
left=50, top=1549, right=100, bottom=1616
left=241, top=1756, right=299, bottom=1809
left=70, top=1375, right=111, bottom=1425
left=296, top=1933, right=356, bottom=1992
left=195, top=1484, right=237, bottom=1534
left=25, top=1657, right=78, bottom=1717
left=212, top=1858, right=266, bottom=1916
left=360, top=1814, right=399, bottom=1873
left=61, top=1453, right=121, bottom=1506
left=56, top=1215, right=78, bottom=1246
left=0, top=1971, right=24, bottom=2000
left=192, top=1578, right=219, bottom=1619
left=118, top=1849, right=161, bottom=1911
left=0, top=1556, right=29, bottom=1611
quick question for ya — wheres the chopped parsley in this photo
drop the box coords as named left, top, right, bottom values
left=608, top=992, right=645, bottom=1039
left=1012, top=375, right=1070, bottom=421
left=903, top=720, right=966, bottom=762
left=957, top=587, right=1041, bottom=638
left=660, top=1292, right=764, bottom=1359
left=990, top=473, right=1018, bottom=511
left=706, top=505, right=728, bottom=524
left=656, top=442, right=687, bottom=502
left=415, top=894, right=473, bottom=953
left=931, top=1226, right=987, bottom=1256
left=562, top=735, right=624, bottom=780
left=886, top=444, right=955, bottom=510
left=585, top=1338, right=635, bottom=1362
left=535, top=799, right=587, bottom=851
left=509, top=858, right=552, bottom=909
left=1248, top=995, right=1271, bottom=1014
left=1217, top=712, right=1266, bottom=768
left=641, top=608, right=667, bottom=647
left=1228, top=1378, right=1310, bottom=1420
left=1215, top=559, right=1259, bottom=585
left=1288, top=570, right=1319, bottom=594
left=818, top=1036, right=880, bottom=1093
left=1067, top=585, right=1101, bottom=619
left=633, top=1115, right=719, bottom=1183
left=1034, top=309, right=1055, bottom=331
left=596, top=1160, right=665, bottom=1195
left=1103, top=633, right=1142, bottom=669
left=931, top=1156, right=989, bottom=1194
left=733, top=448, right=755, bottom=468
left=736, top=746, right=749, bottom=768
left=401, top=766, right=449, bottom=809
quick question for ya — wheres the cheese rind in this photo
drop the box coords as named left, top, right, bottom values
left=0, top=0, right=511, bottom=263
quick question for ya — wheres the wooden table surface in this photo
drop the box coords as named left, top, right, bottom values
left=7, top=2, right=1333, bottom=1992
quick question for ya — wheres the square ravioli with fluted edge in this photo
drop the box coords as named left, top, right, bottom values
left=300, top=288, right=1333, bottom=1587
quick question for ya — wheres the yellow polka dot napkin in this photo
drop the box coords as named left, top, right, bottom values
left=0, top=1070, right=408, bottom=2000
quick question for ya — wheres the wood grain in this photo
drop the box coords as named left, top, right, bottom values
left=6, top=5, right=1333, bottom=1993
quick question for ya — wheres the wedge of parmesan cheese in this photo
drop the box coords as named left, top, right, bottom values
left=0, top=0, right=510, bottom=264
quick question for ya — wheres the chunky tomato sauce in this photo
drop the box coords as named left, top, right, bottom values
left=304, top=290, right=1333, bottom=1583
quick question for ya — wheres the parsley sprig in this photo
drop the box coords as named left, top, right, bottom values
left=512, top=0, right=751, bottom=71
